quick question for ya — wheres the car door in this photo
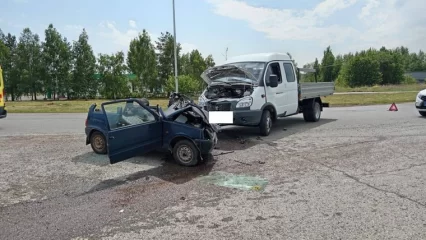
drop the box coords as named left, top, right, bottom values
left=102, top=99, right=163, bottom=164
left=264, top=61, right=286, bottom=115
left=282, top=62, right=299, bottom=115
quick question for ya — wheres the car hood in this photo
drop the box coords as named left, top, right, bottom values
left=200, top=64, right=257, bottom=86
left=164, top=103, right=220, bottom=132
left=418, top=89, right=426, bottom=96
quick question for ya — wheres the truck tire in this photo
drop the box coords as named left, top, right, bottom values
left=259, top=110, right=272, bottom=136
left=172, top=139, right=200, bottom=167
left=419, top=111, right=426, bottom=117
left=90, top=131, right=107, bottom=154
left=303, top=101, right=321, bottom=122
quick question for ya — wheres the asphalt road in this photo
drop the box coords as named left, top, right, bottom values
left=1, top=103, right=426, bottom=240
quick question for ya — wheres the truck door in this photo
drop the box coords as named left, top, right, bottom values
left=282, top=62, right=299, bottom=114
left=101, top=99, right=163, bottom=164
left=264, top=61, right=286, bottom=115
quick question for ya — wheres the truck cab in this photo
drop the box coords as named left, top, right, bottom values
left=198, top=52, right=334, bottom=136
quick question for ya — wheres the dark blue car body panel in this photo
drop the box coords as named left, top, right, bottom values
left=85, top=99, right=217, bottom=164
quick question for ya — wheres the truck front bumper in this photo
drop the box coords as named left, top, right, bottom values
left=0, top=106, right=7, bottom=119
left=232, top=110, right=262, bottom=126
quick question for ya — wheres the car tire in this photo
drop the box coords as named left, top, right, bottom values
left=420, top=111, right=426, bottom=117
left=172, top=139, right=200, bottom=166
left=90, top=131, right=107, bottom=154
left=259, top=110, right=272, bottom=136
left=303, top=101, right=321, bottom=122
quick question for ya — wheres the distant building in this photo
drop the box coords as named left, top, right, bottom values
left=405, top=71, right=426, bottom=83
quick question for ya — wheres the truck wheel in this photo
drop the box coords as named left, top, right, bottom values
left=259, top=110, right=272, bottom=136
left=303, top=101, right=321, bottom=122
left=172, top=139, right=200, bottom=166
left=419, top=111, right=426, bottom=117
left=90, top=131, right=107, bottom=154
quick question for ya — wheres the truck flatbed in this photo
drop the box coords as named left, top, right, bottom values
left=300, top=82, right=335, bottom=100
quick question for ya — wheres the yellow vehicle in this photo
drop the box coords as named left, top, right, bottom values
left=0, top=65, right=6, bottom=119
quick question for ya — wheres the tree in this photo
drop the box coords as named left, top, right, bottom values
left=155, top=32, right=181, bottom=92
left=71, top=28, right=97, bottom=99
left=97, top=51, right=129, bottom=99
left=3, top=33, right=19, bottom=100
left=204, top=54, right=215, bottom=68
left=165, top=75, right=199, bottom=95
left=339, top=54, right=381, bottom=87
left=127, top=30, right=157, bottom=95
left=16, top=28, right=43, bottom=100
left=320, top=46, right=335, bottom=82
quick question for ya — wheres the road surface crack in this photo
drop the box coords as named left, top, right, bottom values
left=305, top=158, right=426, bottom=209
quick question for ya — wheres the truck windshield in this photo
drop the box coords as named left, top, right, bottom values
left=211, top=62, right=266, bottom=85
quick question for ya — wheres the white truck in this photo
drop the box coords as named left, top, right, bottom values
left=198, top=52, right=335, bottom=136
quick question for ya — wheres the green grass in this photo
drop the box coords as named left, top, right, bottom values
left=5, top=91, right=418, bottom=113
left=324, top=91, right=417, bottom=107
left=335, top=84, right=426, bottom=92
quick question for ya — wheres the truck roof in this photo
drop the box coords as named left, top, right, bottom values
left=224, top=52, right=292, bottom=64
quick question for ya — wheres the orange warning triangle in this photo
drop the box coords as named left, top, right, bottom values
left=388, top=102, right=398, bottom=111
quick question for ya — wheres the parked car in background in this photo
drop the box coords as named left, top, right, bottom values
left=415, top=89, right=426, bottom=117
left=85, top=98, right=218, bottom=166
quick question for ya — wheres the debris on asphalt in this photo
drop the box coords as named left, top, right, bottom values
left=256, top=216, right=267, bottom=221
left=256, top=136, right=263, bottom=141
left=119, top=209, right=124, bottom=213
left=213, top=151, right=234, bottom=156
left=258, top=161, right=265, bottom=164
left=234, top=160, right=252, bottom=166
left=180, top=197, right=186, bottom=201
left=198, top=171, right=268, bottom=191
left=283, top=128, right=287, bottom=131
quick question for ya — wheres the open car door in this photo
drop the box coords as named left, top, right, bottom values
left=101, top=99, right=163, bottom=164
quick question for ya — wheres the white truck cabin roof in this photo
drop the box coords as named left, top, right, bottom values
left=224, top=52, right=292, bottom=64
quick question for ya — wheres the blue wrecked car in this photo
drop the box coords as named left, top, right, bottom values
left=85, top=98, right=219, bottom=166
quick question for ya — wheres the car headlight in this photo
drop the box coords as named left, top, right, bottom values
left=417, top=93, right=422, bottom=100
left=236, top=97, right=253, bottom=108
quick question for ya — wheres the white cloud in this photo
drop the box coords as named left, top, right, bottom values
left=207, top=0, right=360, bottom=45
left=128, top=20, right=137, bottom=28
left=207, top=0, right=426, bottom=64
left=97, top=21, right=198, bottom=55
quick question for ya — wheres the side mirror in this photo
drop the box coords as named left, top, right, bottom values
left=269, top=74, right=279, bottom=88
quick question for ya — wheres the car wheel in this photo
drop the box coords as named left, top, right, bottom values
left=420, top=111, right=426, bottom=117
left=259, top=110, right=272, bottom=136
left=303, top=101, right=321, bottom=122
left=172, top=139, right=200, bottom=166
left=90, top=131, right=107, bottom=154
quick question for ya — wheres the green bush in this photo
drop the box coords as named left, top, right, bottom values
left=402, top=75, right=417, bottom=84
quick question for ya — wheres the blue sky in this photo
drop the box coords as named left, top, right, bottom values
left=1, top=0, right=425, bottom=66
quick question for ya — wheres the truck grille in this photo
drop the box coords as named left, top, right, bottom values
left=421, top=96, right=426, bottom=101
left=206, top=102, right=231, bottom=111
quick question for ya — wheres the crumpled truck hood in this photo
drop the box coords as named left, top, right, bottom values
left=200, top=64, right=257, bottom=85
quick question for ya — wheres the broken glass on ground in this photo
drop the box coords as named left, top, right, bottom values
left=198, top=171, right=268, bottom=191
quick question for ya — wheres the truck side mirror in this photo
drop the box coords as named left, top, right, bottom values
left=269, top=74, right=279, bottom=88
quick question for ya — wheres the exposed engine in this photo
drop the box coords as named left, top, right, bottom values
left=173, top=110, right=204, bottom=128
left=204, top=84, right=253, bottom=100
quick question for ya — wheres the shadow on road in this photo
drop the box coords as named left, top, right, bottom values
left=216, top=116, right=337, bottom=151
left=78, top=153, right=216, bottom=196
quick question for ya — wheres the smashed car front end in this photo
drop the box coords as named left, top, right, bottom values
left=163, top=102, right=219, bottom=155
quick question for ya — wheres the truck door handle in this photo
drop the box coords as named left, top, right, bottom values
left=276, top=92, right=283, bottom=94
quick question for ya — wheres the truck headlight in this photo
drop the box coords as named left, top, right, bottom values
left=198, top=95, right=206, bottom=107
left=236, top=97, right=253, bottom=108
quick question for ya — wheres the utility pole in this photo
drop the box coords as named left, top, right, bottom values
left=222, top=47, right=228, bottom=61
left=172, top=0, right=178, bottom=93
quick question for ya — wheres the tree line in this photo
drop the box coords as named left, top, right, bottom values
left=0, top=24, right=215, bottom=101
left=302, top=46, right=426, bottom=87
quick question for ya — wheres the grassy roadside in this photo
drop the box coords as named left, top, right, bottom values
left=5, top=92, right=417, bottom=113
left=335, top=84, right=426, bottom=92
